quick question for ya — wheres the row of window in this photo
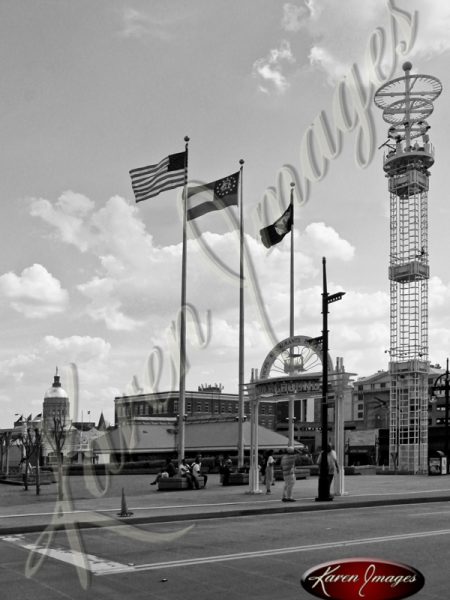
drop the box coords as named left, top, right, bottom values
left=357, top=382, right=387, bottom=391
left=116, top=400, right=274, bottom=417
left=357, top=377, right=440, bottom=393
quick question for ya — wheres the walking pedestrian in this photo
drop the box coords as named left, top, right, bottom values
left=281, top=446, right=296, bottom=502
left=264, top=449, right=275, bottom=494
left=317, top=444, right=339, bottom=498
left=20, top=458, right=29, bottom=491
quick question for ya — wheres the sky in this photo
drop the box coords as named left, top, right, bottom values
left=1, top=0, right=450, bottom=427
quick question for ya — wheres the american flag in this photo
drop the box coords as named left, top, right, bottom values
left=129, top=151, right=186, bottom=202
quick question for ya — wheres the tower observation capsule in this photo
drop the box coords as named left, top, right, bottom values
left=374, top=62, right=442, bottom=473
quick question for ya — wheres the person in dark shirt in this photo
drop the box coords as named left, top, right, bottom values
left=150, top=458, right=176, bottom=485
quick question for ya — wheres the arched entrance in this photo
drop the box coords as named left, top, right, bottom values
left=246, top=336, right=351, bottom=494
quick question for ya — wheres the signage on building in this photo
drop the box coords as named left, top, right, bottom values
left=255, top=378, right=321, bottom=396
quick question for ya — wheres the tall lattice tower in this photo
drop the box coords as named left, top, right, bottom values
left=374, top=62, right=442, bottom=473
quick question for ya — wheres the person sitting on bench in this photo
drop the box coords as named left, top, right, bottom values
left=150, top=458, right=176, bottom=485
left=191, top=455, right=207, bottom=489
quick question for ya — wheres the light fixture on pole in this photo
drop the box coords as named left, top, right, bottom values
left=313, top=257, right=345, bottom=502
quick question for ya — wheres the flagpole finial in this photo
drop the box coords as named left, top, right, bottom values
left=239, top=159, right=244, bottom=165
left=184, top=136, right=190, bottom=143
left=290, top=182, right=295, bottom=188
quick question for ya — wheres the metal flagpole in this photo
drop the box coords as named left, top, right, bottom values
left=178, top=136, right=189, bottom=463
left=288, top=183, right=295, bottom=447
left=238, top=159, right=245, bottom=468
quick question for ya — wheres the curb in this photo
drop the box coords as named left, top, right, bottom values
left=1, top=494, right=450, bottom=536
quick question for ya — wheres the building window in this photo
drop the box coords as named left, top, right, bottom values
left=355, top=402, right=364, bottom=420
left=186, top=402, right=191, bottom=411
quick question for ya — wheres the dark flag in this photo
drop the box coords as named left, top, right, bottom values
left=187, top=172, right=239, bottom=220
left=260, top=203, right=293, bottom=248
left=129, top=151, right=186, bottom=202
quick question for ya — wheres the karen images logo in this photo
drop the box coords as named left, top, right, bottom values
left=301, top=558, right=425, bottom=600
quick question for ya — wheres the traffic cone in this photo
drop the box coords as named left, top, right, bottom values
left=117, top=487, right=133, bottom=517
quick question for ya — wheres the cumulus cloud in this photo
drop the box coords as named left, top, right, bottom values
left=281, top=0, right=449, bottom=85
left=302, top=222, right=355, bottom=261
left=0, top=264, right=68, bottom=318
left=30, top=191, right=95, bottom=252
left=31, top=193, right=156, bottom=330
left=25, top=188, right=397, bottom=386
left=29, top=190, right=358, bottom=339
left=297, top=0, right=388, bottom=83
left=252, top=40, right=296, bottom=94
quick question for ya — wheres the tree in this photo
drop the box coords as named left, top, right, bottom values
left=19, top=426, right=41, bottom=494
left=43, top=414, right=67, bottom=500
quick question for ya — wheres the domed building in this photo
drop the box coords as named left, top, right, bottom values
left=42, top=368, right=70, bottom=427
left=41, top=368, right=71, bottom=464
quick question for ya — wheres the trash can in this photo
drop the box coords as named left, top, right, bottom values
left=428, top=451, right=447, bottom=475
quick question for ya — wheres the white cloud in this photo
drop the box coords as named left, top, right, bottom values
left=281, top=0, right=450, bottom=85
left=121, top=8, right=150, bottom=38
left=252, top=40, right=296, bottom=94
left=30, top=190, right=358, bottom=340
left=30, top=191, right=95, bottom=252
left=281, top=2, right=311, bottom=32
left=302, top=222, right=355, bottom=261
left=410, top=3, right=450, bottom=58
left=308, top=46, right=351, bottom=83
left=43, top=335, right=111, bottom=363
left=0, top=264, right=68, bottom=318
left=119, top=7, right=175, bottom=41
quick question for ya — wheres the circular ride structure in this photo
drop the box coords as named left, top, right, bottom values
left=374, top=62, right=442, bottom=473
left=259, top=335, right=333, bottom=381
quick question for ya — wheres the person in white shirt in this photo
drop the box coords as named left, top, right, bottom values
left=191, top=454, right=208, bottom=489
left=178, top=458, right=194, bottom=489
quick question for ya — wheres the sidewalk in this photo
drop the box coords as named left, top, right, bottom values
left=1, top=473, right=450, bottom=535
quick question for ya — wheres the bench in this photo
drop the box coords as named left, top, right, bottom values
left=221, top=472, right=249, bottom=486
left=157, top=476, right=205, bottom=491
left=273, top=466, right=310, bottom=481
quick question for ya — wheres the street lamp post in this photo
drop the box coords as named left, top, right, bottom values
left=431, top=358, right=450, bottom=471
left=312, top=257, right=345, bottom=502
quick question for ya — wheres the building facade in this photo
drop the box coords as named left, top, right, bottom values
left=114, top=384, right=277, bottom=430
left=351, top=364, right=448, bottom=466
